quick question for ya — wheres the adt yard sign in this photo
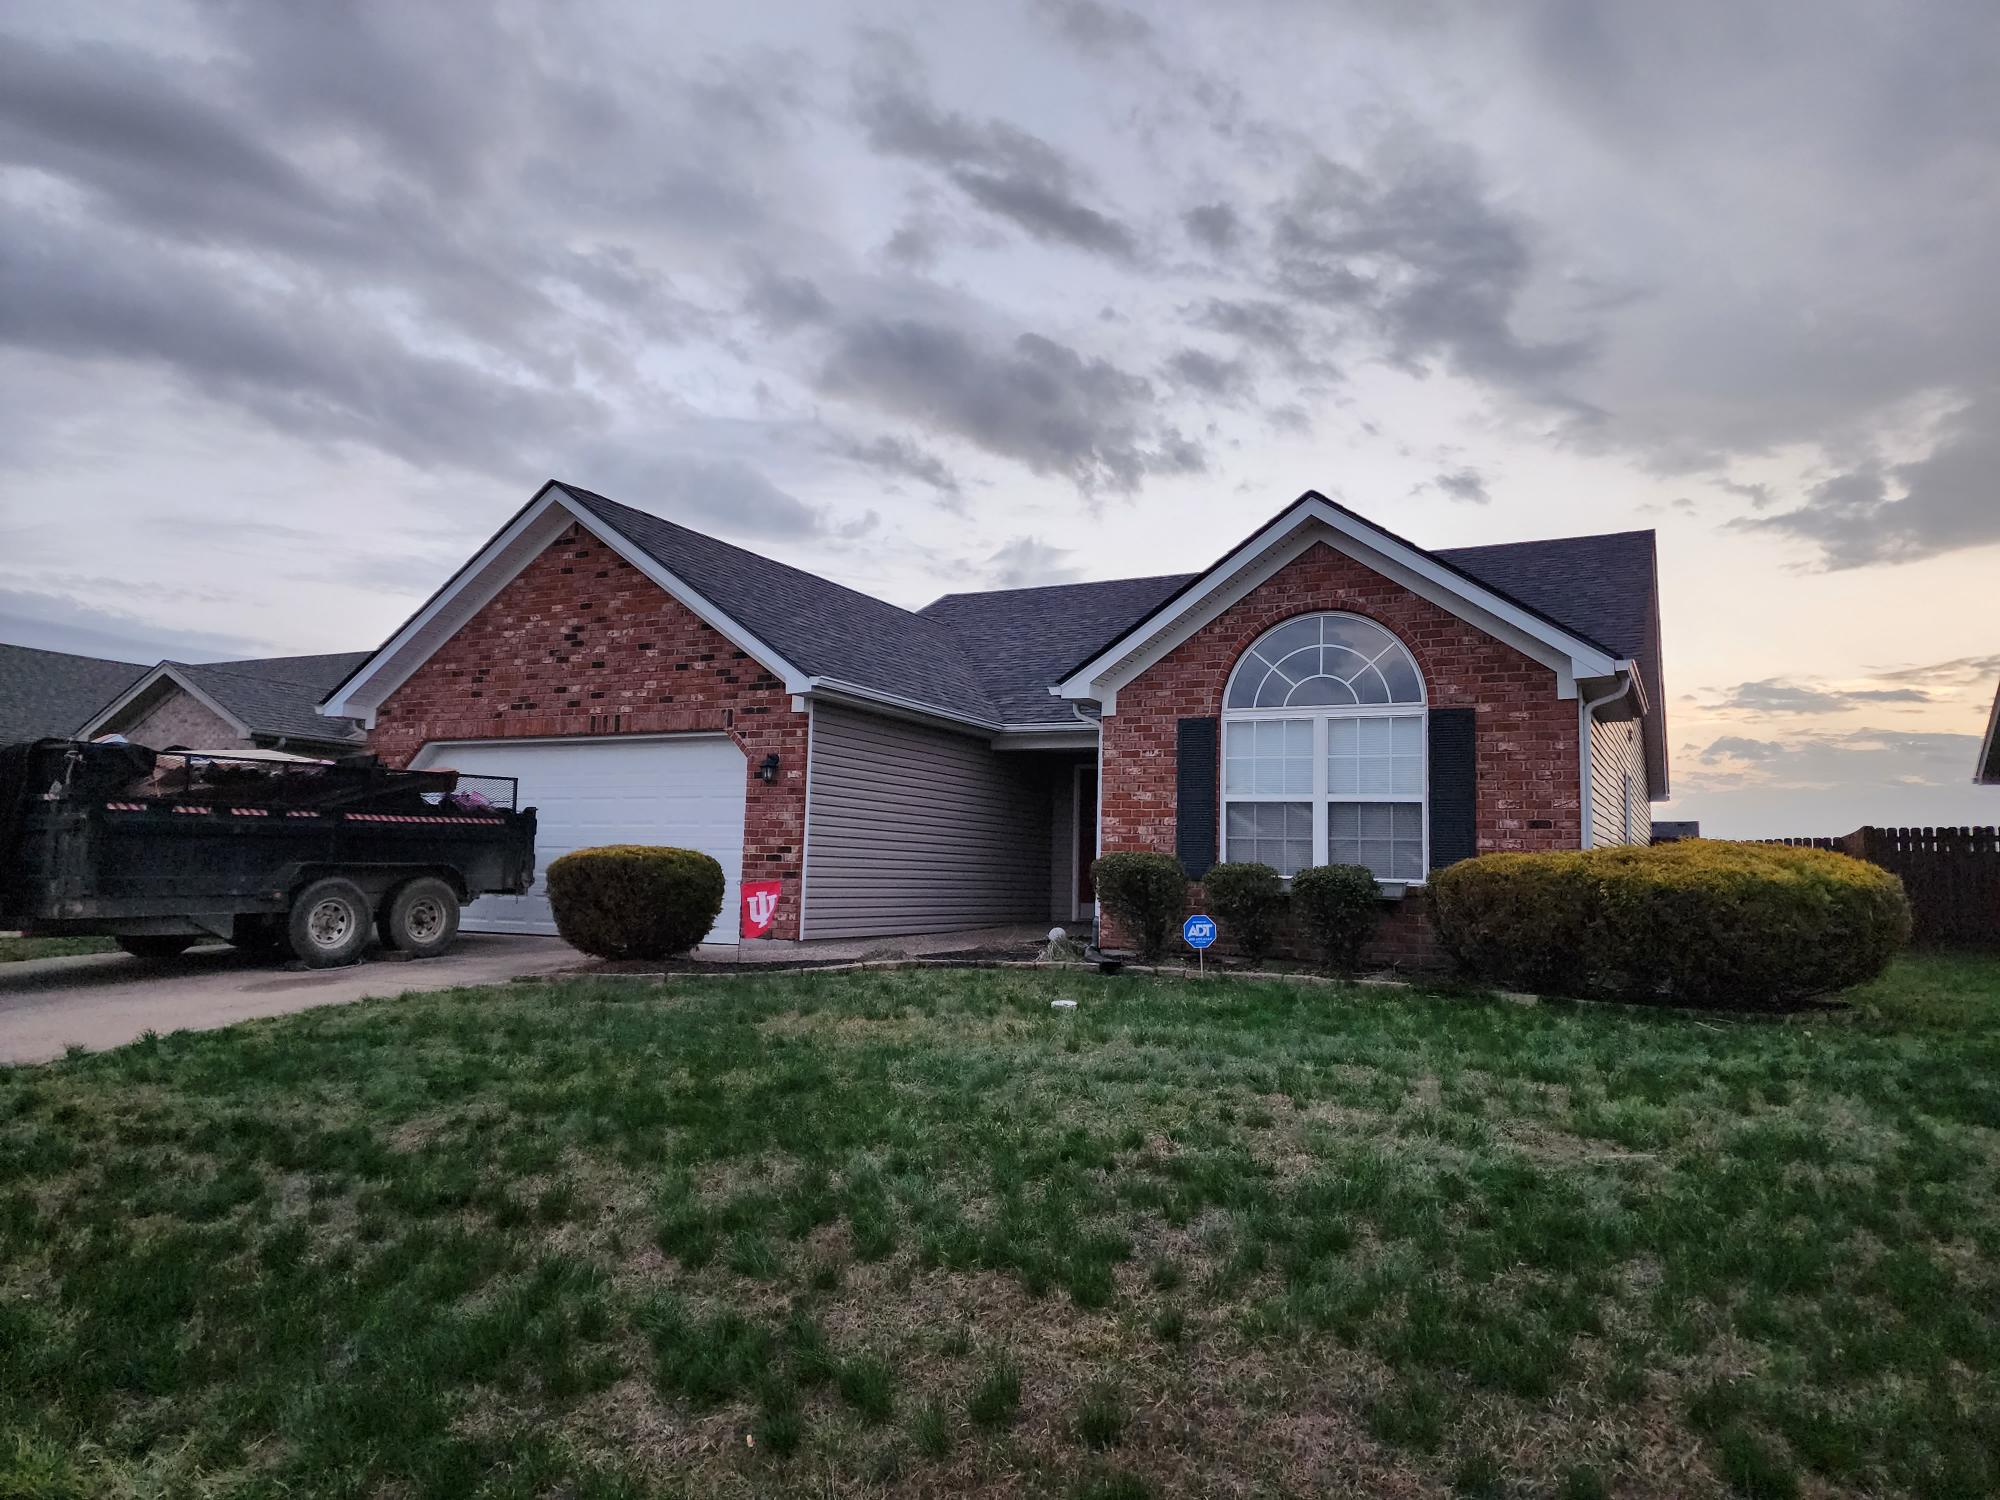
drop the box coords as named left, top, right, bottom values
left=1183, top=914, right=1217, bottom=949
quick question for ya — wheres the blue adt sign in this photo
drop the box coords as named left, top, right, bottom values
left=1183, top=914, right=1217, bottom=950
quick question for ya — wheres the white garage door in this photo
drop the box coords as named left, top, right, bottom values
left=410, top=735, right=748, bottom=944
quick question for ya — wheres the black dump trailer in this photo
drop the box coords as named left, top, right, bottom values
left=0, top=739, right=537, bottom=968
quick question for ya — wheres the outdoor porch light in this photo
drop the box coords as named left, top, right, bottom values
left=756, top=752, right=780, bottom=783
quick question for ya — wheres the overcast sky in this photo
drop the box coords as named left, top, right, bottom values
left=1, top=1, right=1993, bottom=836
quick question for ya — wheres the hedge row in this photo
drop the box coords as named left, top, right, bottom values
left=1429, top=840, right=1909, bottom=1007
left=1092, top=852, right=1381, bottom=972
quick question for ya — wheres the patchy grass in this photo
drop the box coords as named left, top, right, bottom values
left=0, top=933, right=116, bottom=963
left=0, top=953, right=1996, bottom=1496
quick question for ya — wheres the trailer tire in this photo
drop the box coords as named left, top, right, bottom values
left=117, top=935, right=197, bottom=960
left=380, top=877, right=460, bottom=958
left=288, top=878, right=372, bottom=968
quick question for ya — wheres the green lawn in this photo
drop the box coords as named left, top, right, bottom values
left=0, top=934, right=116, bottom=963
left=3, top=955, right=1997, bottom=1499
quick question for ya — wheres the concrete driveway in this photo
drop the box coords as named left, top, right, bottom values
left=0, top=935, right=583, bottom=1065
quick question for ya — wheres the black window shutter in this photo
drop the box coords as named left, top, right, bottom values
left=1175, top=716, right=1219, bottom=879
left=1427, top=707, right=1477, bottom=871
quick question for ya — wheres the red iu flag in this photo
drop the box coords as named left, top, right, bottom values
left=740, top=879, right=782, bottom=939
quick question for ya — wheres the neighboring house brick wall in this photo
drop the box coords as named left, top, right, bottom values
left=1587, top=715, right=1650, bottom=847
left=1097, top=540, right=1583, bottom=964
left=368, top=521, right=810, bottom=939
left=117, top=687, right=246, bottom=752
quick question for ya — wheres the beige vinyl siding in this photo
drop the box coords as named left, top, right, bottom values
left=1588, top=714, right=1650, bottom=846
left=804, top=704, right=1054, bottom=938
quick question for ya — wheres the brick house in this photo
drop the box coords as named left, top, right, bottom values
left=321, top=484, right=1665, bottom=954
left=79, top=654, right=369, bottom=759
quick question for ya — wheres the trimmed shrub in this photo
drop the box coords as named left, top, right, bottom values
left=545, top=844, right=726, bottom=960
left=1290, top=864, right=1382, bottom=974
left=1092, top=852, right=1188, bottom=961
left=1201, top=862, right=1286, bottom=965
left=1429, top=840, right=1910, bottom=1008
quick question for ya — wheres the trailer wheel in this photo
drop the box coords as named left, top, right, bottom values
left=288, top=877, right=372, bottom=968
left=116, top=935, right=197, bottom=959
left=380, top=877, right=460, bottom=958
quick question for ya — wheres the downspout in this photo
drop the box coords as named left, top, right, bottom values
left=1577, top=672, right=1635, bottom=849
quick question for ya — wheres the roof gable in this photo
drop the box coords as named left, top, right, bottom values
left=322, top=481, right=1002, bottom=728
left=558, top=487, right=997, bottom=724
left=1051, top=492, right=1628, bottom=709
left=86, top=652, right=370, bottom=745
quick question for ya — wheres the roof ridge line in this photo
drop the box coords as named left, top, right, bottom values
left=556, top=483, right=945, bottom=630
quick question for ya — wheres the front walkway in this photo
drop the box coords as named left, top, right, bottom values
left=694, top=922, right=1059, bottom=964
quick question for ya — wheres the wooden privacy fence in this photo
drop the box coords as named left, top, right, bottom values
left=1762, top=827, right=2000, bottom=947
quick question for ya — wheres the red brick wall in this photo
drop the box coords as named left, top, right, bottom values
left=368, top=522, right=809, bottom=939
left=1099, top=539, right=1582, bottom=966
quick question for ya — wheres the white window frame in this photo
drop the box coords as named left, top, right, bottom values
left=1219, top=613, right=1428, bottom=885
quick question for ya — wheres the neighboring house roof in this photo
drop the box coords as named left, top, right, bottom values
left=322, top=481, right=1668, bottom=787
left=0, top=642, right=147, bottom=744
left=1980, top=682, right=2000, bottom=784
left=86, top=652, right=370, bottom=746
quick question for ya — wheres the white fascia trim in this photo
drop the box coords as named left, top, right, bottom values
left=990, top=725, right=1097, bottom=750
left=1054, top=497, right=1620, bottom=705
left=320, top=484, right=816, bottom=724
left=805, top=677, right=1004, bottom=734
left=79, top=663, right=253, bottom=742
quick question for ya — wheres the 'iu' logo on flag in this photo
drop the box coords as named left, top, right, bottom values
left=741, top=880, right=782, bottom=939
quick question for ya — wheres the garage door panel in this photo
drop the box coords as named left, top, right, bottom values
left=410, top=736, right=746, bottom=943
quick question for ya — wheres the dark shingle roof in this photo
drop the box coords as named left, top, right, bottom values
left=0, top=643, right=147, bottom=744
left=542, top=486, right=1665, bottom=790
left=168, top=653, right=371, bottom=744
left=919, top=574, right=1194, bottom=725
left=1434, top=530, right=1666, bottom=794
left=558, top=484, right=1001, bottom=724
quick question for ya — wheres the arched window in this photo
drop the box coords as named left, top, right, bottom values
left=1221, top=613, right=1426, bottom=882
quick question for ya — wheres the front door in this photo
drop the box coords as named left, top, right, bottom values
left=1075, top=766, right=1097, bottom=916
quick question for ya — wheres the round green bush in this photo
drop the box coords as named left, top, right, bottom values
left=1201, top=861, right=1286, bottom=965
left=545, top=844, right=727, bottom=960
left=1091, top=851, right=1188, bottom=961
left=1290, top=864, right=1382, bottom=974
left=1429, top=840, right=1911, bottom=1007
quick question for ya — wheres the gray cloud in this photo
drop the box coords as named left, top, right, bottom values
left=1163, top=347, right=1249, bottom=398
left=1430, top=467, right=1491, bottom=504
left=743, top=267, right=833, bottom=331
left=818, top=318, right=1200, bottom=493
left=0, top=586, right=269, bottom=663
left=828, top=432, right=964, bottom=498
left=1715, top=678, right=1932, bottom=715
left=987, top=536, right=1083, bottom=588
left=1737, top=395, right=2000, bottom=568
left=1873, top=653, right=2000, bottom=690
left=854, top=46, right=1138, bottom=260
left=1270, top=145, right=1588, bottom=385
left=1182, top=203, right=1241, bottom=255
left=568, top=449, right=831, bottom=538
left=1036, top=0, right=1154, bottom=56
